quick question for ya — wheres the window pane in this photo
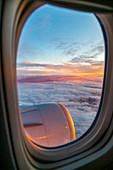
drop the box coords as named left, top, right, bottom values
left=17, top=4, right=105, bottom=147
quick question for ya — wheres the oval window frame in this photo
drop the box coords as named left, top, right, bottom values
left=1, top=0, right=113, bottom=168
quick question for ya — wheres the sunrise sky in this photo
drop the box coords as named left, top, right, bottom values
left=17, top=4, right=105, bottom=83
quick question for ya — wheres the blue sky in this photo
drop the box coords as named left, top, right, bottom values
left=17, top=4, right=104, bottom=81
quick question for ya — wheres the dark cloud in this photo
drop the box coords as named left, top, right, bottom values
left=17, top=62, right=54, bottom=68
left=51, top=38, right=80, bottom=56
left=90, top=45, right=104, bottom=54
left=89, top=60, right=104, bottom=66
left=50, top=37, right=104, bottom=67
left=17, top=75, right=80, bottom=83
left=69, top=44, right=104, bottom=66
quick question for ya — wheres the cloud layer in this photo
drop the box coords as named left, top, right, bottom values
left=17, top=41, right=104, bottom=83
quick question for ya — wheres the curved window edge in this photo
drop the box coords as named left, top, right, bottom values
left=1, top=0, right=113, bottom=169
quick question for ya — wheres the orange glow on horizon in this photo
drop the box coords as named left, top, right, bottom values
left=17, top=73, right=103, bottom=84
left=70, top=72, right=103, bottom=76
left=17, top=61, right=104, bottom=84
left=17, top=61, right=104, bottom=79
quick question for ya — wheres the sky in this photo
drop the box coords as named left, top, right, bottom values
left=17, top=4, right=105, bottom=83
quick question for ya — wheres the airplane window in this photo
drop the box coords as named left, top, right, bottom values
left=16, top=4, right=105, bottom=147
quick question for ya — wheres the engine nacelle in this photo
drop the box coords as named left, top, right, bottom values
left=21, top=103, right=76, bottom=147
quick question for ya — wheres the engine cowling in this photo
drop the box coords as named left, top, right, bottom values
left=21, top=103, right=76, bottom=147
